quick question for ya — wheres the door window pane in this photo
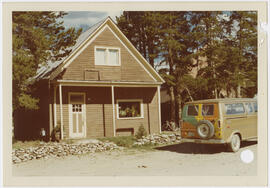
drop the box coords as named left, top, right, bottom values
left=108, top=49, right=119, bottom=65
left=225, top=103, right=245, bottom=115
left=72, top=104, right=82, bottom=112
left=202, top=104, right=214, bottom=116
left=118, top=101, right=141, bottom=118
left=187, top=105, right=199, bottom=116
left=96, top=48, right=106, bottom=65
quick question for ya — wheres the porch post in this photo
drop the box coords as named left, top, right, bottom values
left=111, top=85, right=116, bottom=136
left=157, top=85, right=161, bottom=133
left=54, top=85, right=57, bottom=128
left=59, top=84, right=64, bottom=139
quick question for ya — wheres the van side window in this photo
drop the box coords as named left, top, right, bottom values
left=225, top=103, right=245, bottom=115
left=245, top=103, right=254, bottom=114
left=202, top=104, right=214, bottom=116
left=187, top=105, right=199, bottom=116
left=253, top=102, right=258, bottom=112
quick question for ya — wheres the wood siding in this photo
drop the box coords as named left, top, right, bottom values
left=114, top=87, right=160, bottom=135
left=61, top=27, right=155, bottom=82
left=54, top=86, right=160, bottom=139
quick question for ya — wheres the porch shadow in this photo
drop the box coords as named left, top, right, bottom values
left=155, top=140, right=257, bottom=154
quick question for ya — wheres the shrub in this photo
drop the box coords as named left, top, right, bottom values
left=135, top=125, right=147, bottom=139
left=51, top=125, right=61, bottom=142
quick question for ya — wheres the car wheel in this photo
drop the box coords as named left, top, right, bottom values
left=228, top=134, right=241, bottom=152
left=197, top=120, right=215, bottom=139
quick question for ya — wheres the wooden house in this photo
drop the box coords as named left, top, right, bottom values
left=31, top=17, right=164, bottom=140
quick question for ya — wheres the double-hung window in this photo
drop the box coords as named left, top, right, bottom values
left=95, top=46, right=120, bottom=66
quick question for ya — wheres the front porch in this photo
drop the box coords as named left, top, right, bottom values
left=50, top=80, right=162, bottom=139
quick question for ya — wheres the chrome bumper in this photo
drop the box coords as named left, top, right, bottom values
left=181, top=138, right=226, bottom=144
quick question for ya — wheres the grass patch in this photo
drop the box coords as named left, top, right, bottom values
left=98, top=136, right=157, bottom=151
left=12, top=140, right=43, bottom=149
left=98, top=136, right=136, bottom=148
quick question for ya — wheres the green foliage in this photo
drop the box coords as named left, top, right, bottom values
left=98, top=136, right=136, bottom=148
left=135, top=125, right=147, bottom=139
left=189, top=11, right=257, bottom=98
left=18, top=93, right=39, bottom=110
left=117, top=11, right=257, bottom=124
left=12, top=12, right=82, bottom=111
left=116, top=12, right=161, bottom=66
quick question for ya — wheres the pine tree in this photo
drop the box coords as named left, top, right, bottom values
left=116, top=11, right=160, bottom=67
left=12, top=11, right=82, bottom=111
left=116, top=11, right=257, bottom=125
left=229, top=11, right=257, bottom=97
left=190, top=11, right=225, bottom=99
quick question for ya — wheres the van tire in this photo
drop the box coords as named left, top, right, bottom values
left=196, top=120, right=215, bottom=139
left=228, top=134, right=241, bottom=152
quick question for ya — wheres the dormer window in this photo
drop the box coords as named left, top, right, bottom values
left=95, top=46, right=120, bottom=66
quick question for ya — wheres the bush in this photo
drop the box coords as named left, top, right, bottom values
left=135, top=125, right=147, bottom=139
left=51, top=125, right=61, bottom=142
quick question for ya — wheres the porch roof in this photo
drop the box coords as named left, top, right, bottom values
left=53, top=79, right=162, bottom=87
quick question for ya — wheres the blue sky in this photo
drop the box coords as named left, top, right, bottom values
left=62, top=11, right=123, bottom=31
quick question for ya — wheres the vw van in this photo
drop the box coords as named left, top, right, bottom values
left=181, top=98, right=257, bottom=152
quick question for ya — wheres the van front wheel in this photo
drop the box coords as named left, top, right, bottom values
left=228, top=134, right=241, bottom=152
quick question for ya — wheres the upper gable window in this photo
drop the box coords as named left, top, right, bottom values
left=95, top=46, right=120, bottom=66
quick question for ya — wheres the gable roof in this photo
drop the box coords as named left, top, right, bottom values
left=35, top=17, right=106, bottom=80
left=36, top=17, right=164, bottom=83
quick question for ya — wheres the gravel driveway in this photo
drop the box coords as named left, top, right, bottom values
left=13, top=140, right=257, bottom=176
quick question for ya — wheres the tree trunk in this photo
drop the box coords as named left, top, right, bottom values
left=214, top=88, right=218, bottom=99
left=237, top=84, right=241, bottom=98
left=176, top=93, right=182, bottom=125
left=169, top=86, right=176, bottom=123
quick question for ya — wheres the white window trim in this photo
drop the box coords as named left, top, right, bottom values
left=116, top=99, right=144, bottom=120
left=68, top=92, right=87, bottom=138
left=94, top=46, right=121, bottom=66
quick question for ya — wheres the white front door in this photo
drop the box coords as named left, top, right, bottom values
left=69, top=93, right=86, bottom=138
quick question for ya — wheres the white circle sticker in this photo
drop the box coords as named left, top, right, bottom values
left=241, top=149, right=254, bottom=163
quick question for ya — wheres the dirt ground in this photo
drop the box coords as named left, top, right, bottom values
left=13, top=141, right=257, bottom=176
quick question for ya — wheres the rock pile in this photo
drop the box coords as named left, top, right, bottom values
left=133, top=133, right=181, bottom=146
left=12, top=141, right=122, bottom=164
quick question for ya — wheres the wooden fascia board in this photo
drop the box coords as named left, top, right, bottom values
left=53, top=80, right=162, bottom=87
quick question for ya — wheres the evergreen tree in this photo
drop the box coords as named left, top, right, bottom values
left=12, top=11, right=82, bottom=111
left=229, top=11, right=257, bottom=97
left=116, top=11, right=160, bottom=67
left=116, top=11, right=257, bottom=124
left=190, top=11, right=225, bottom=98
